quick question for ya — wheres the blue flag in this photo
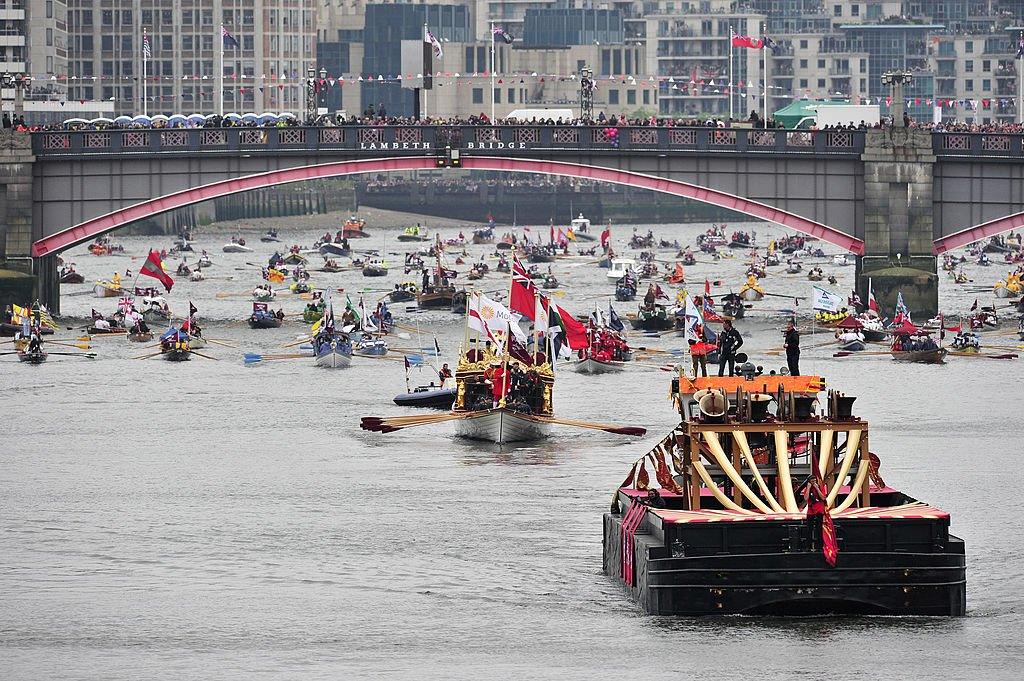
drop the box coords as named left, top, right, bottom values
left=222, top=25, right=240, bottom=49
left=608, top=303, right=625, bottom=333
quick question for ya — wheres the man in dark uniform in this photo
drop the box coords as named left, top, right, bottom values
left=784, top=320, right=801, bottom=376
left=717, top=320, right=743, bottom=376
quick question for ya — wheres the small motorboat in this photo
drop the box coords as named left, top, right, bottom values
left=353, top=335, right=389, bottom=357
left=837, top=336, right=867, bottom=352
left=222, top=242, right=253, bottom=253
left=248, top=310, right=283, bottom=329
left=189, top=269, right=206, bottom=282
left=252, top=286, right=277, bottom=302
left=260, top=230, right=281, bottom=243
left=397, top=226, right=431, bottom=242
left=607, top=258, right=636, bottom=282
left=59, top=267, right=85, bottom=284
left=389, top=282, right=418, bottom=303
left=807, top=267, right=824, bottom=281
left=93, top=280, right=123, bottom=298
left=393, top=385, right=458, bottom=409
left=832, top=254, right=853, bottom=266
left=342, top=218, right=370, bottom=239
left=362, top=258, right=389, bottom=277
left=541, top=274, right=559, bottom=290
left=785, top=260, right=803, bottom=274
left=320, top=242, right=351, bottom=257
left=569, top=213, right=598, bottom=242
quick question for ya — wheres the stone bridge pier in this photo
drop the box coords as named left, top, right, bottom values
left=0, top=131, right=39, bottom=313
left=857, top=128, right=939, bottom=319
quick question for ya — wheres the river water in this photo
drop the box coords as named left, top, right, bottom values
left=2, top=221, right=1021, bottom=679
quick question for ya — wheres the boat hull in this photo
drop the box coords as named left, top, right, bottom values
left=604, top=510, right=966, bottom=616
left=248, top=317, right=282, bottom=329
left=163, top=349, right=191, bottom=361
left=18, top=350, right=47, bottom=364
left=93, top=283, right=121, bottom=298
left=861, top=328, right=887, bottom=343
left=573, top=357, right=626, bottom=374
left=453, top=409, right=551, bottom=444
left=393, top=387, right=457, bottom=409
left=222, top=244, right=253, bottom=253
left=630, top=316, right=673, bottom=332
left=891, top=348, right=947, bottom=364
left=315, top=348, right=352, bottom=368
left=320, top=243, right=351, bottom=257
left=127, top=332, right=154, bottom=343
left=838, top=339, right=867, bottom=352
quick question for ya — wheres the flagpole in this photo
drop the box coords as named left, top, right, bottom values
left=1018, top=34, right=1023, bottom=124
left=762, top=21, right=768, bottom=122
left=493, top=19, right=497, bottom=123
left=142, top=27, right=148, bottom=116
left=729, top=26, right=734, bottom=121
left=217, top=25, right=224, bottom=117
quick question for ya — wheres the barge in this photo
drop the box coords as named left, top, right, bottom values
left=604, top=374, right=966, bottom=616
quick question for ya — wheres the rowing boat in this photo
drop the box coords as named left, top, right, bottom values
left=890, top=347, right=947, bottom=364
left=572, top=357, right=626, bottom=374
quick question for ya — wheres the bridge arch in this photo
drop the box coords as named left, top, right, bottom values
left=32, top=156, right=865, bottom=257
left=933, top=211, right=1024, bottom=254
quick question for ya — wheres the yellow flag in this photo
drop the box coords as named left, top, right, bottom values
left=311, top=313, right=325, bottom=334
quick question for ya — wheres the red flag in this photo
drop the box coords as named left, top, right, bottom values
left=731, top=35, right=764, bottom=49
left=808, top=451, right=838, bottom=567
left=510, top=256, right=538, bottom=320
left=140, top=250, right=174, bottom=292
left=550, top=302, right=590, bottom=350
left=704, top=279, right=711, bottom=297
left=600, top=227, right=610, bottom=248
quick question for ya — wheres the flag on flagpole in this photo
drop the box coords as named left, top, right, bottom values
left=221, top=25, right=240, bottom=49
left=142, top=31, right=151, bottom=59
left=867, top=278, right=879, bottom=313
left=425, top=27, right=443, bottom=59
left=608, top=303, right=625, bottom=333
left=140, top=250, right=174, bottom=291
left=491, top=26, right=515, bottom=44
left=894, top=291, right=911, bottom=324
left=812, top=286, right=843, bottom=313
left=683, top=292, right=703, bottom=343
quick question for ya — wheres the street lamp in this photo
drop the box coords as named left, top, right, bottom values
left=1, top=73, right=29, bottom=122
left=881, top=70, right=913, bottom=127
left=305, top=66, right=318, bottom=124
left=580, top=66, right=594, bottom=121
left=319, top=67, right=328, bottom=114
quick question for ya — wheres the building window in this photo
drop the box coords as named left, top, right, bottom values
left=966, top=80, right=974, bottom=92
left=965, top=60, right=973, bottom=73
left=818, top=79, right=825, bottom=88
left=851, top=4, right=860, bottom=16
left=46, top=0, right=52, bottom=19
left=465, top=47, right=474, bottom=73
left=472, top=88, right=483, bottom=104
left=799, top=59, right=807, bottom=69
left=102, top=9, right=113, bottom=26
left=643, top=89, right=650, bottom=105
left=966, top=41, right=974, bottom=53
left=46, top=29, right=53, bottom=47
left=833, top=5, right=842, bottom=16
left=609, top=89, right=619, bottom=105
left=983, top=79, right=991, bottom=90
left=627, top=90, right=636, bottom=105
left=101, top=35, right=113, bottom=51
left=508, top=88, right=514, bottom=103
left=800, top=40, right=807, bottom=49
left=799, top=78, right=808, bottom=88
left=817, top=59, right=825, bottom=69
left=494, top=89, right=500, bottom=104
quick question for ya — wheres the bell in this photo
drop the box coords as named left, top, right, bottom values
left=749, top=393, right=772, bottom=422
left=793, top=396, right=817, bottom=421
left=698, top=390, right=728, bottom=423
left=835, top=395, right=856, bottom=420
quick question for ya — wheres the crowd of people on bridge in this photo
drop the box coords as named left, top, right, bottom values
left=14, top=107, right=1024, bottom=136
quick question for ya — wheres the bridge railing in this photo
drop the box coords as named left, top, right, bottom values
left=932, top=132, right=1024, bottom=158
left=31, top=126, right=865, bottom=157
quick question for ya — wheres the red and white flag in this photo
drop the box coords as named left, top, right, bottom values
left=139, top=250, right=174, bottom=292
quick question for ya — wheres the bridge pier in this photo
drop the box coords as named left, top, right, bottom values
left=0, top=131, right=43, bottom=313
left=857, top=128, right=939, bottom=320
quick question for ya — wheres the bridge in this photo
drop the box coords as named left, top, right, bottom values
left=2, top=124, right=1024, bottom=316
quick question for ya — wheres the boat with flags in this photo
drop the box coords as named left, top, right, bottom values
left=159, top=327, right=192, bottom=361
left=248, top=302, right=283, bottom=329
left=361, top=255, right=645, bottom=446
left=604, top=374, right=966, bottom=616
left=313, top=329, right=353, bottom=368
left=416, top=239, right=459, bottom=309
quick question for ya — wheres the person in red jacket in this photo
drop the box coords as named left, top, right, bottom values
left=484, top=361, right=509, bottom=408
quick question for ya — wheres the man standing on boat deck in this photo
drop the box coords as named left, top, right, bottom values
left=717, top=320, right=743, bottom=376
left=784, top=320, right=801, bottom=376
left=484, top=360, right=509, bottom=408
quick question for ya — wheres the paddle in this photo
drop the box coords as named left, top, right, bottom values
left=133, top=351, right=164, bottom=360
left=949, top=351, right=1018, bottom=360
left=360, top=411, right=484, bottom=433
left=530, top=416, right=645, bottom=437
left=47, top=340, right=93, bottom=350
left=832, top=350, right=892, bottom=358
left=203, top=338, right=238, bottom=348
left=191, top=351, right=219, bottom=361
left=243, top=352, right=309, bottom=364
left=46, top=351, right=97, bottom=359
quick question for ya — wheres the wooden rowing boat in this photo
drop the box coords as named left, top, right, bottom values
left=890, top=347, right=947, bottom=364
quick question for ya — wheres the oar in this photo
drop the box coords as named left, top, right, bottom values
left=47, top=351, right=97, bottom=359
left=949, top=351, right=1017, bottom=360
left=203, top=338, right=238, bottom=348
left=134, top=351, right=164, bottom=360
left=191, top=351, right=220, bottom=361
left=48, top=340, right=93, bottom=350
left=832, top=350, right=892, bottom=358
left=528, top=415, right=647, bottom=437
left=282, top=336, right=311, bottom=348
left=360, top=411, right=482, bottom=433
left=243, top=352, right=309, bottom=364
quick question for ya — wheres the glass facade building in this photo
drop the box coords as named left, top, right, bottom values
left=521, top=9, right=624, bottom=48
left=361, top=3, right=472, bottom=117
left=841, top=24, right=939, bottom=122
